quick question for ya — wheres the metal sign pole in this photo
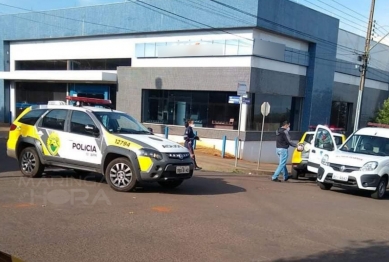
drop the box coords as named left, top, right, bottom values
left=257, top=114, right=266, bottom=170
left=235, top=97, right=243, bottom=167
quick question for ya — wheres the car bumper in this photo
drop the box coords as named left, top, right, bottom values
left=317, top=165, right=379, bottom=191
left=6, top=148, right=17, bottom=159
left=139, top=158, right=194, bottom=182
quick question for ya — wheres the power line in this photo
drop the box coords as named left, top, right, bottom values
left=131, top=0, right=254, bottom=42
left=316, top=0, right=368, bottom=25
left=301, top=0, right=367, bottom=34
left=207, top=0, right=358, bottom=54
left=0, top=2, right=138, bottom=33
left=329, top=0, right=368, bottom=20
left=0, top=10, right=74, bottom=32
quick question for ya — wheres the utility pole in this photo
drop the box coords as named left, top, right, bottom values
left=353, top=0, right=375, bottom=132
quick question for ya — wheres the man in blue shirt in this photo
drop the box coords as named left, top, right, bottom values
left=272, top=121, right=297, bottom=182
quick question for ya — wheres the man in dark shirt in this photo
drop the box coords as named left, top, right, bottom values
left=271, top=121, right=297, bottom=182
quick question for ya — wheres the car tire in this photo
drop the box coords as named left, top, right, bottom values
left=19, top=147, right=45, bottom=178
left=158, top=180, right=184, bottom=189
left=371, top=177, right=387, bottom=200
left=105, top=157, right=137, bottom=192
left=291, top=169, right=299, bottom=179
left=318, top=182, right=332, bottom=190
left=73, top=169, right=90, bottom=179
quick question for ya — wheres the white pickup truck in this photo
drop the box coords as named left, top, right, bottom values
left=307, top=124, right=389, bottom=199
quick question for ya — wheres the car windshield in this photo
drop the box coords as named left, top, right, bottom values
left=93, top=111, right=151, bottom=134
left=339, top=135, right=389, bottom=156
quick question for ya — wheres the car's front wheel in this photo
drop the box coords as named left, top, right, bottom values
left=19, top=147, right=45, bottom=178
left=318, top=182, right=332, bottom=190
left=371, top=177, right=387, bottom=200
left=158, top=180, right=184, bottom=189
left=105, top=157, right=137, bottom=192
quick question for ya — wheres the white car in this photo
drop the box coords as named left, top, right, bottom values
left=308, top=125, right=389, bottom=199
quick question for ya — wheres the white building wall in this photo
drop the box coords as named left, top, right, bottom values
left=10, top=29, right=307, bottom=75
left=253, top=29, right=309, bottom=51
left=334, top=72, right=389, bottom=91
left=337, top=29, right=389, bottom=72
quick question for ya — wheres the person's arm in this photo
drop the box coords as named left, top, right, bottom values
left=285, top=130, right=297, bottom=147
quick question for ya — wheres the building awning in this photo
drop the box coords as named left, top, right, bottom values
left=0, top=70, right=117, bottom=83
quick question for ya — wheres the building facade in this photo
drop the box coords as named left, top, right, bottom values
left=0, top=0, right=388, bottom=162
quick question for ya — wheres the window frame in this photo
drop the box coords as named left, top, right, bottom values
left=69, top=110, right=100, bottom=137
left=18, top=109, right=48, bottom=126
left=39, top=109, right=70, bottom=132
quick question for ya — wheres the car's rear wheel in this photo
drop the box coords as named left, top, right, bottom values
left=371, top=177, right=387, bottom=200
left=158, top=180, right=184, bottom=189
left=318, top=182, right=332, bottom=190
left=105, top=157, right=137, bottom=192
left=19, top=147, right=44, bottom=178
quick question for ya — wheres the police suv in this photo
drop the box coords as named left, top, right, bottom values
left=307, top=124, right=389, bottom=199
left=7, top=97, right=194, bottom=192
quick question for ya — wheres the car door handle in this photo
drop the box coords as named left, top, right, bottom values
left=311, top=149, right=316, bottom=153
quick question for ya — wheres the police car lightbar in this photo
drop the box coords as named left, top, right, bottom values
left=367, top=122, right=389, bottom=129
left=66, top=96, right=112, bottom=105
left=308, top=125, right=345, bottom=134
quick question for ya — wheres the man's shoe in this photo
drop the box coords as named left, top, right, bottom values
left=284, top=177, right=290, bottom=182
left=271, top=179, right=281, bottom=182
left=195, top=166, right=202, bottom=170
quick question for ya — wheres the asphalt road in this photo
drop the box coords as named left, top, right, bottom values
left=1, top=139, right=389, bottom=262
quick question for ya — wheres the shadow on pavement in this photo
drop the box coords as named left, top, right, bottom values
left=329, top=187, right=389, bottom=200
left=136, top=176, right=246, bottom=196
left=273, top=240, right=389, bottom=262
left=19, top=170, right=246, bottom=195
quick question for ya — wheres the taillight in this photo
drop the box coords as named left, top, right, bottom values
left=10, top=124, right=17, bottom=131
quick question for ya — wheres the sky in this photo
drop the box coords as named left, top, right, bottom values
left=0, top=0, right=388, bottom=45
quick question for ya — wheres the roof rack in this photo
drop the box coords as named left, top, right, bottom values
left=66, top=96, right=113, bottom=109
left=367, top=122, right=389, bottom=129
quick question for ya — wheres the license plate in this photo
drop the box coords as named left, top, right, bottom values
left=176, top=166, right=190, bottom=174
left=332, top=172, right=348, bottom=182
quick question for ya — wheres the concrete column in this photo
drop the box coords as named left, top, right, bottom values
left=10, top=81, right=15, bottom=122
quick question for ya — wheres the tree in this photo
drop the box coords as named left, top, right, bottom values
left=374, top=99, right=389, bottom=124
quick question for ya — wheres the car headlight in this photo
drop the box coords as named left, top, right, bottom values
left=360, top=161, right=378, bottom=171
left=321, top=154, right=329, bottom=166
left=138, top=148, right=163, bottom=161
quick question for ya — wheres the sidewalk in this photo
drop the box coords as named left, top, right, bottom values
left=196, top=152, right=291, bottom=176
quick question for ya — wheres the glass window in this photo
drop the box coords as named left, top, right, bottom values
left=70, top=111, right=96, bottom=136
left=331, top=101, right=352, bottom=131
left=15, top=82, right=66, bottom=118
left=41, top=110, right=68, bottom=131
left=246, top=94, right=303, bottom=131
left=314, top=129, right=334, bottom=150
left=15, top=60, right=67, bottom=70
left=93, top=112, right=150, bottom=134
left=340, top=135, right=389, bottom=156
left=304, top=134, right=314, bottom=143
left=70, top=59, right=131, bottom=70
left=142, top=90, right=239, bottom=129
left=19, top=109, right=48, bottom=126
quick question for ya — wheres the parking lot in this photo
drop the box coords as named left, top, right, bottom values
left=1, top=139, right=389, bottom=262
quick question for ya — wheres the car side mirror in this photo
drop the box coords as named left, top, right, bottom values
left=85, top=124, right=99, bottom=136
left=147, top=127, right=154, bottom=134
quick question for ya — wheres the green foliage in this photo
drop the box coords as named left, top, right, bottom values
left=374, top=99, right=389, bottom=124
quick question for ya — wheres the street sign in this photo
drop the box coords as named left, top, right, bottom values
left=261, top=102, right=270, bottom=116
left=228, top=96, right=240, bottom=104
left=237, top=82, right=247, bottom=96
left=242, top=98, right=251, bottom=104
